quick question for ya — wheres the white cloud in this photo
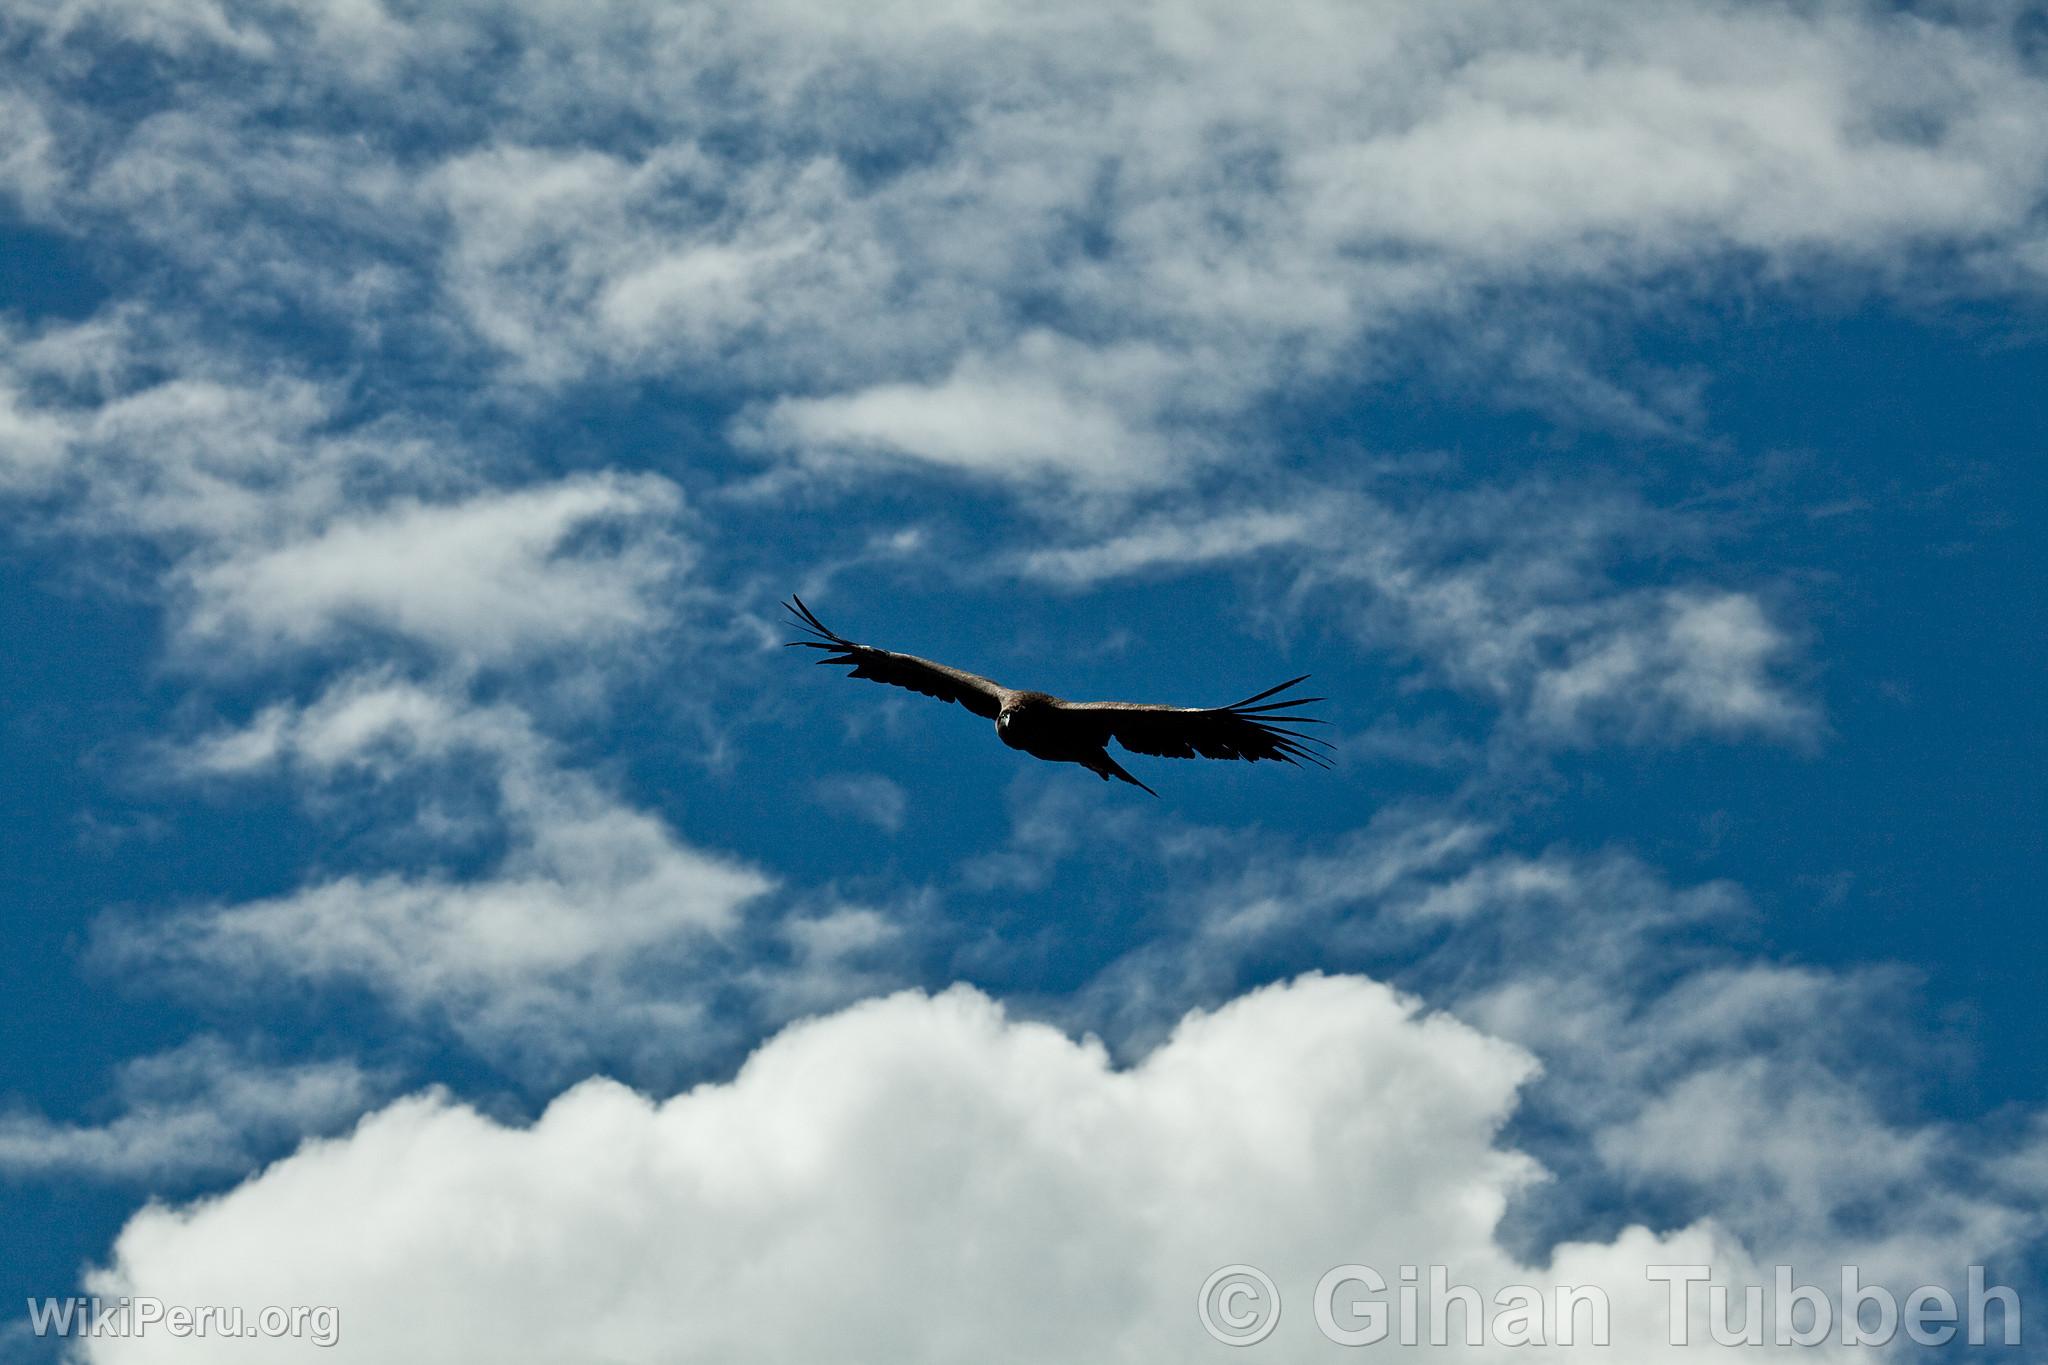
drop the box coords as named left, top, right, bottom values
left=743, top=904, right=910, bottom=1019
left=1016, top=486, right=1816, bottom=745
left=810, top=772, right=910, bottom=833
left=0, top=380, right=72, bottom=491
left=10, top=0, right=2046, bottom=487
left=738, top=335, right=1210, bottom=486
left=0, top=86, right=59, bottom=216
left=178, top=474, right=686, bottom=667
left=1313, top=492, right=1817, bottom=745
left=0, top=1038, right=382, bottom=1182
left=79, top=975, right=1822, bottom=1363
left=0, top=312, right=404, bottom=547
left=1525, top=590, right=1811, bottom=739
left=1062, top=813, right=2045, bottom=1292
left=110, top=678, right=776, bottom=1081
left=1016, top=506, right=1326, bottom=587
left=172, top=675, right=527, bottom=780
left=0, top=314, right=691, bottom=673
left=956, top=778, right=1158, bottom=893
left=0, top=316, right=332, bottom=521
left=2, top=11, right=2041, bottom=1353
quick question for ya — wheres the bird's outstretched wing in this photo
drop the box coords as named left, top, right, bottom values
left=783, top=597, right=1007, bottom=720
left=1057, top=676, right=1332, bottom=767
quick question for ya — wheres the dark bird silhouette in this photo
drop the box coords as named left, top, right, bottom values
left=784, top=596, right=1330, bottom=796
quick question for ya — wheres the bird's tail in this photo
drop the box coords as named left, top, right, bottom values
left=1093, top=751, right=1159, bottom=798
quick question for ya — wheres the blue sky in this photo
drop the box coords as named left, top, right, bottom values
left=2, top=1, right=2046, bottom=1359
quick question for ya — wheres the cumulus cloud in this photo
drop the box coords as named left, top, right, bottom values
left=0, top=1037, right=382, bottom=1182
left=78, top=975, right=1822, bottom=1363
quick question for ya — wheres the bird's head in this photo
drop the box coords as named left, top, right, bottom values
left=997, top=694, right=1047, bottom=744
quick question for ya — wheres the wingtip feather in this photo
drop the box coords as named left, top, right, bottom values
left=1228, top=674, right=1313, bottom=709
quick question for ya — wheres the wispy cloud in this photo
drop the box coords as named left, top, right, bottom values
left=1016, top=483, right=1817, bottom=745
left=8, top=0, right=2044, bottom=489
left=108, top=677, right=776, bottom=1082
left=1016, top=507, right=1328, bottom=587
left=810, top=773, right=910, bottom=834
left=177, top=474, right=687, bottom=669
left=1059, top=809, right=2042, bottom=1280
left=0, top=313, right=694, bottom=680
left=0, top=1037, right=383, bottom=1183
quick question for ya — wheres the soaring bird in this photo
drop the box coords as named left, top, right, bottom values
left=784, top=596, right=1329, bottom=796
